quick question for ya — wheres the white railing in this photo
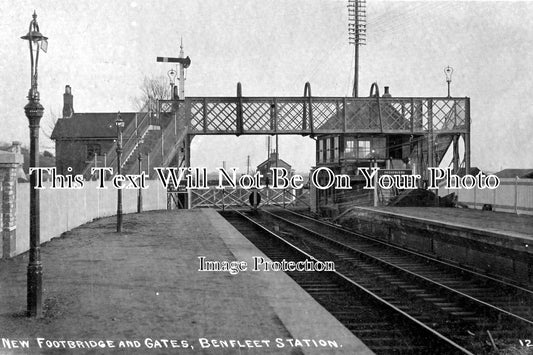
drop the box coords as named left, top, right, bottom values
left=439, top=178, right=533, bottom=215
left=15, top=180, right=167, bottom=256
left=187, top=187, right=309, bottom=209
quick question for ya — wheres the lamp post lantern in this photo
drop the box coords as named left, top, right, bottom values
left=115, top=113, right=124, bottom=232
left=22, top=11, right=48, bottom=318
left=444, top=66, right=453, bottom=98
left=168, top=68, right=178, bottom=99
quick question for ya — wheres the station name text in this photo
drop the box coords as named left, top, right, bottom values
left=29, top=166, right=501, bottom=191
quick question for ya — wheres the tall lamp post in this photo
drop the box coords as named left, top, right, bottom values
left=370, top=151, right=378, bottom=207
left=444, top=66, right=453, bottom=97
left=137, top=146, right=143, bottom=213
left=115, top=113, right=124, bottom=232
left=22, top=11, right=48, bottom=318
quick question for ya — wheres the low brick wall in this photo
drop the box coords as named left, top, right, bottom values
left=0, top=149, right=23, bottom=258
left=338, top=208, right=533, bottom=285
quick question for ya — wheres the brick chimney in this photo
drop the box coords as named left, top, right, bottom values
left=9, top=141, right=22, bottom=154
left=382, top=86, right=392, bottom=98
left=62, top=85, right=74, bottom=118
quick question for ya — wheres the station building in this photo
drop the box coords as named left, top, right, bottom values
left=51, top=86, right=137, bottom=175
left=312, top=86, right=468, bottom=212
left=50, top=85, right=181, bottom=179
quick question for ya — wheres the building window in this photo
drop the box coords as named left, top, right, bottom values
left=326, top=138, right=331, bottom=163
left=318, top=140, right=324, bottom=163
left=344, top=137, right=387, bottom=159
left=334, top=136, right=339, bottom=161
left=357, top=140, right=371, bottom=158
left=372, top=137, right=386, bottom=158
left=87, top=144, right=101, bottom=160
left=345, top=138, right=355, bottom=158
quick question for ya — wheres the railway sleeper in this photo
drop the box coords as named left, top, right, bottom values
left=348, top=328, right=402, bottom=335
left=243, top=212, right=533, bottom=352
left=403, top=288, right=429, bottom=294
left=449, top=311, right=477, bottom=317
left=360, top=337, right=410, bottom=345
left=367, top=344, right=429, bottom=353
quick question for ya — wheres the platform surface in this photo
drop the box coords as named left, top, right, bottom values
left=0, top=209, right=371, bottom=354
left=355, top=206, right=533, bottom=240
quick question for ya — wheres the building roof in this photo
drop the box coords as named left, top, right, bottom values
left=456, top=167, right=481, bottom=177
left=494, top=169, right=533, bottom=179
left=318, top=98, right=410, bottom=132
left=257, top=153, right=292, bottom=171
left=51, top=113, right=137, bottom=140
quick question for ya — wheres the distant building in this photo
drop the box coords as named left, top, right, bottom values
left=0, top=141, right=56, bottom=181
left=51, top=86, right=138, bottom=175
left=51, top=85, right=189, bottom=181
left=495, top=169, right=533, bottom=179
left=51, top=87, right=136, bottom=175
left=0, top=142, right=26, bottom=182
left=256, top=152, right=292, bottom=186
left=456, top=167, right=481, bottom=177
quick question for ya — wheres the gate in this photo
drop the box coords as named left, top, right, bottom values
left=168, top=187, right=310, bottom=210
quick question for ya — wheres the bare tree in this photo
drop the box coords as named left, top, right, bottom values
left=41, top=107, right=59, bottom=140
left=133, top=75, right=171, bottom=111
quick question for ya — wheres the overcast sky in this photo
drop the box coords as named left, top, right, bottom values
left=1, top=0, right=532, bottom=173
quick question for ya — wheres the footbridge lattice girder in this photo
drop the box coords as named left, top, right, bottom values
left=159, top=96, right=470, bottom=136
left=79, top=82, right=470, bottom=182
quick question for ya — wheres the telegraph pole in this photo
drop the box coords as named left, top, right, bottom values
left=348, top=0, right=366, bottom=97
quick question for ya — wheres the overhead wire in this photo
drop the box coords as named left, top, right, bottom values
left=271, top=1, right=457, bottom=97
left=369, top=2, right=455, bottom=38
left=367, top=1, right=436, bottom=29
left=307, top=28, right=351, bottom=83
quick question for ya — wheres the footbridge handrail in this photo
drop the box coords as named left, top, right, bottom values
left=159, top=93, right=469, bottom=136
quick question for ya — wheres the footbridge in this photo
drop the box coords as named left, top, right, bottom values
left=160, top=83, right=469, bottom=136
left=81, top=82, right=471, bottom=211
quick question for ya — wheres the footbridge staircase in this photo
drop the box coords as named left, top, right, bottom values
left=81, top=100, right=190, bottom=180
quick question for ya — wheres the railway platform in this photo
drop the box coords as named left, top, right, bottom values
left=357, top=206, right=533, bottom=239
left=0, top=209, right=372, bottom=354
left=337, top=206, right=533, bottom=285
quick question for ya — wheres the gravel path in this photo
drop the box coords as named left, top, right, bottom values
left=0, top=210, right=297, bottom=354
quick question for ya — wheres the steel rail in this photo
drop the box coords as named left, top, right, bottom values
left=275, top=207, right=533, bottom=296
left=264, top=208, right=533, bottom=326
left=233, top=210, right=474, bottom=355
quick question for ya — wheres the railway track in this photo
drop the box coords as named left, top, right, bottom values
left=248, top=208, right=533, bottom=353
left=222, top=210, right=473, bottom=354
left=267, top=208, right=533, bottom=317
